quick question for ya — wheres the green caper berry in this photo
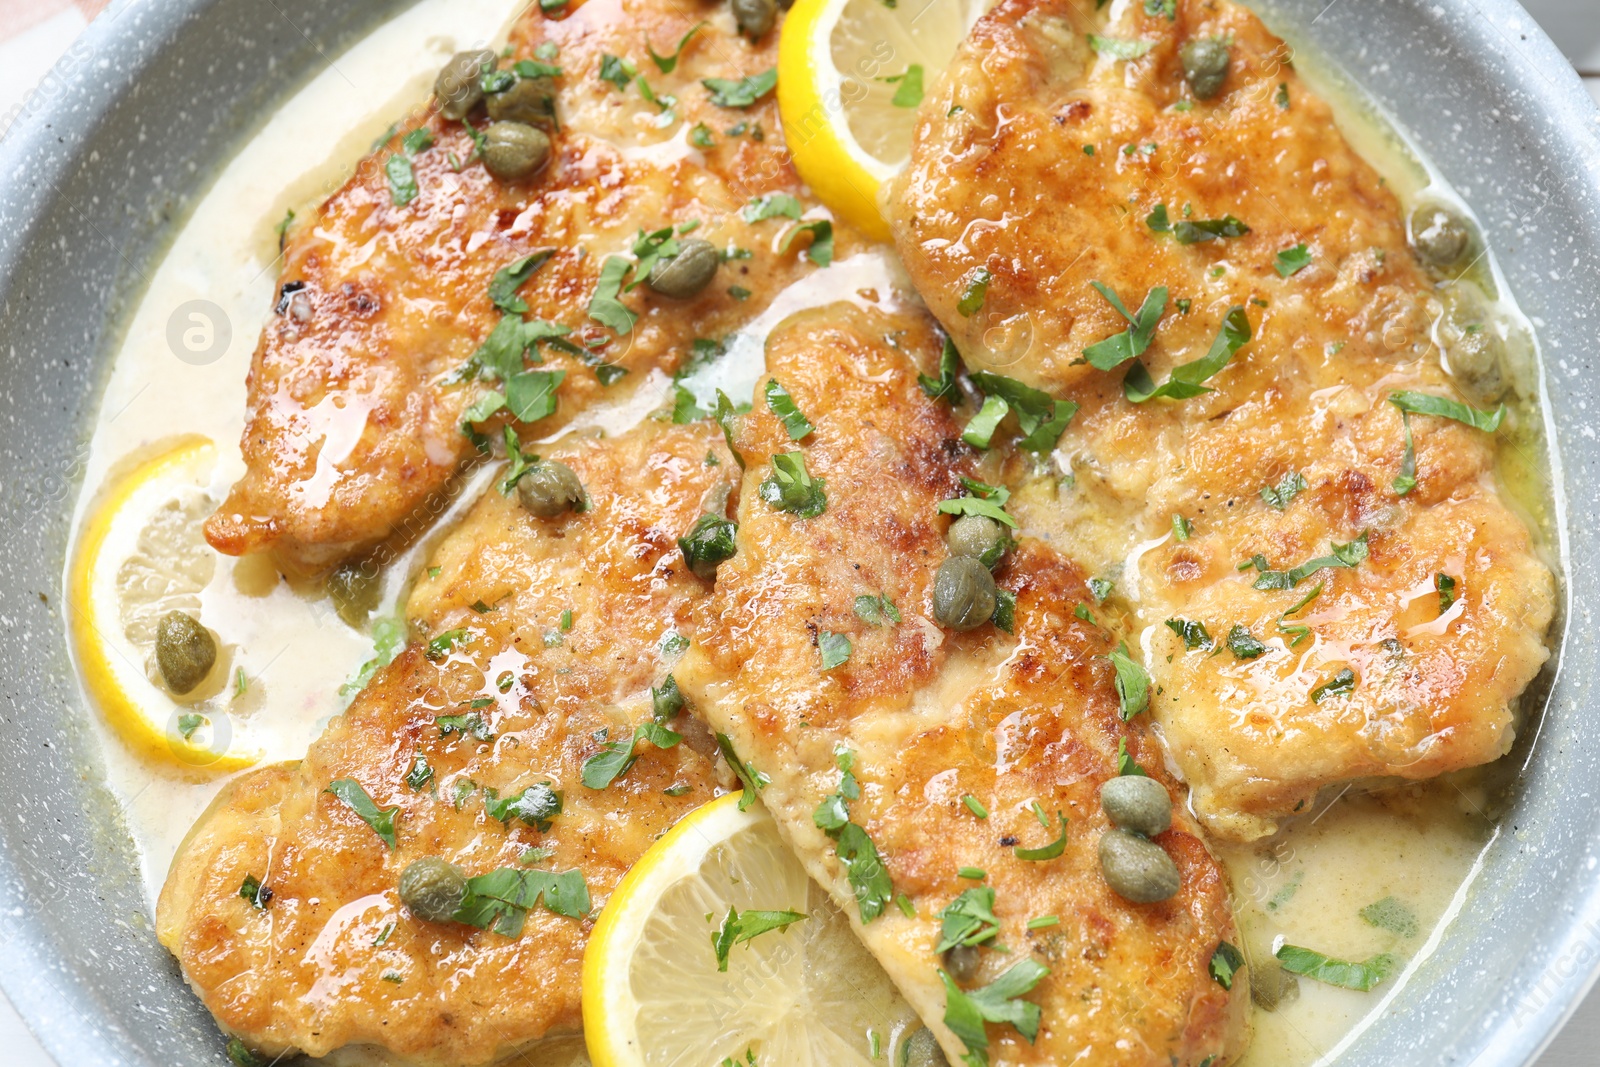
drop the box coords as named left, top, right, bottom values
left=1250, top=959, right=1299, bottom=1012
left=1180, top=38, right=1230, bottom=100
left=946, top=514, right=1008, bottom=570
left=482, top=121, right=552, bottom=181
left=398, top=857, right=468, bottom=923
left=942, top=943, right=982, bottom=984
left=1098, top=829, right=1181, bottom=903
left=646, top=239, right=721, bottom=300
left=517, top=460, right=585, bottom=517
left=1410, top=203, right=1472, bottom=269
left=435, top=50, right=497, bottom=121
left=155, top=610, right=216, bottom=695
left=732, top=0, right=777, bottom=39
left=901, top=1027, right=950, bottom=1067
left=486, top=76, right=557, bottom=130
left=1100, top=775, right=1172, bottom=837
left=932, top=556, right=998, bottom=631
left=326, top=561, right=381, bottom=627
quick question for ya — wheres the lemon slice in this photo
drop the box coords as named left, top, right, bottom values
left=779, top=0, right=982, bottom=241
left=584, top=792, right=921, bottom=1067
left=69, top=436, right=253, bottom=771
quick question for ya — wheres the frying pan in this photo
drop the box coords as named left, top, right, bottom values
left=0, top=0, right=1596, bottom=1062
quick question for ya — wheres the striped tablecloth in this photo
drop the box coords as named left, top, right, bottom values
left=0, top=0, right=1596, bottom=1064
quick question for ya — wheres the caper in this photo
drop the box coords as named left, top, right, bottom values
left=1250, top=959, right=1300, bottom=1012
left=932, top=556, right=997, bottom=631
left=732, top=0, right=777, bottom=39
left=646, top=239, right=721, bottom=300
left=942, top=943, right=982, bottom=985
left=1098, top=829, right=1181, bottom=903
left=398, top=857, right=468, bottom=923
left=1180, top=38, right=1230, bottom=100
left=1410, top=203, right=1472, bottom=270
left=946, top=514, right=1008, bottom=570
left=435, top=50, right=497, bottom=121
left=516, top=460, right=585, bottom=517
left=1100, top=775, right=1172, bottom=837
left=326, top=561, right=381, bottom=627
left=482, top=121, right=552, bottom=181
left=901, top=1027, right=950, bottom=1067
left=486, top=76, right=557, bottom=130
left=155, top=610, right=216, bottom=695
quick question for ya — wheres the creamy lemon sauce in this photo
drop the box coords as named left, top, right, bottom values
left=65, top=3, right=1555, bottom=1066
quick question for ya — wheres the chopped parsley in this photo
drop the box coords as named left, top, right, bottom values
left=587, top=255, right=637, bottom=334
left=935, top=887, right=1002, bottom=951
left=780, top=219, right=834, bottom=266
left=679, top=513, right=739, bottom=576
left=1309, top=667, right=1357, bottom=703
left=812, top=747, right=893, bottom=922
left=689, top=122, right=715, bottom=148
left=713, top=389, right=746, bottom=468
left=1013, top=813, right=1068, bottom=861
left=1259, top=470, right=1307, bottom=511
left=742, top=192, right=804, bottom=223
left=647, top=20, right=705, bottom=73
left=405, top=754, right=434, bottom=790
left=962, top=795, right=989, bottom=819
left=992, top=589, right=1016, bottom=634
left=1436, top=572, right=1458, bottom=614
left=1360, top=896, right=1420, bottom=938
left=702, top=69, right=777, bottom=108
left=581, top=703, right=682, bottom=789
left=1275, top=243, right=1313, bottom=278
left=177, top=713, right=204, bottom=741
left=483, top=783, right=563, bottom=830
left=1116, top=736, right=1148, bottom=777
left=1171, top=513, right=1194, bottom=541
left=1172, top=214, right=1251, bottom=244
left=385, top=155, right=418, bottom=207
left=324, top=778, right=399, bottom=849
left=452, top=866, right=590, bottom=935
left=1247, top=533, right=1368, bottom=590
left=1276, top=82, right=1291, bottom=109
left=598, top=53, right=634, bottom=90
left=919, top=335, right=962, bottom=402
left=1086, top=34, right=1154, bottom=60
left=1209, top=941, right=1246, bottom=990
left=487, top=249, right=554, bottom=311
left=759, top=451, right=827, bottom=518
left=1275, top=944, right=1397, bottom=991
left=957, top=267, right=992, bottom=317
left=963, top=372, right=1077, bottom=452
left=436, top=711, right=494, bottom=741
left=1164, top=617, right=1212, bottom=651
left=764, top=378, right=814, bottom=439
left=854, top=594, right=902, bottom=626
left=711, top=905, right=807, bottom=971
left=1027, top=915, right=1059, bottom=930
left=885, top=64, right=925, bottom=108
left=1089, top=577, right=1114, bottom=603
left=239, top=874, right=272, bottom=910
left=940, top=958, right=1051, bottom=1067
left=1388, top=390, right=1505, bottom=495
left=937, top=476, right=1017, bottom=528
left=1106, top=643, right=1150, bottom=720
left=1083, top=281, right=1166, bottom=370
left=1227, top=624, right=1267, bottom=660
left=717, top=732, right=770, bottom=810
left=426, top=627, right=471, bottom=660
left=819, top=631, right=853, bottom=670
left=1124, top=305, right=1251, bottom=402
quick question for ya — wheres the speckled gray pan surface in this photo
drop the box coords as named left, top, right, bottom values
left=0, top=0, right=1597, bottom=1064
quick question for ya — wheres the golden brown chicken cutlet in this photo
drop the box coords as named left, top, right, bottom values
left=884, top=0, right=1554, bottom=841
left=674, top=303, right=1249, bottom=1067
left=160, top=420, right=734, bottom=1065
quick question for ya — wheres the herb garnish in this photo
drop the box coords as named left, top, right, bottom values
left=1275, top=944, right=1396, bottom=991
left=1436, top=573, right=1458, bottom=614
left=760, top=451, right=827, bottom=517
left=819, top=631, right=852, bottom=670
left=1013, top=813, right=1068, bottom=861
left=957, top=268, right=992, bottom=317
left=937, top=476, right=1017, bottom=528
left=854, top=594, right=902, bottom=625
left=963, top=372, right=1077, bottom=452
left=452, top=867, right=590, bottom=935
left=919, top=336, right=962, bottom=402
left=1116, top=736, right=1148, bottom=777
left=239, top=874, right=272, bottom=910
left=1087, top=34, right=1154, bottom=59
left=935, top=887, right=1002, bottom=951
left=711, top=905, right=807, bottom=971
left=1275, top=243, right=1313, bottom=277
left=1164, top=618, right=1213, bottom=651
left=1360, top=896, right=1420, bottom=938
left=716, top=732, right=770, bottom=810
left=1083, top=281, right=1166, bottom=370
left=1246, top=533, right=1368, bottom=590
left=1209, top=941, right=1246, bottom=989
left=647, top=21, right=705, bottom=73
left=325, top=778, right=399, bottom=849
left=764, top=379, right=814, bottom=439
left=884, top=64, right=925, bottom=108
left=940, top=958, right=1051, bottom=1067
left=679, top=514, right=738, bottom=576
left=812, top=747, right=893, bottom=923
left=1309, top=667, right=1356, bottom=703
left=483, top=783, right=563, bottom=830
left=1227, top=624, right=1267, bottom=660
left=780, top=219, right=834, bottom=266
left=1124, top=306, right=1251, bottom=402
left=1259, top=470, right=1307, bottom=511
left=1172, top=214, right=1250, bottom=244
left=406, top=754, right=434, bottom=790
left=742, top=192, right=803, bottom=223
left=587, top=255, right=637, bottom=334
left=702, top=69, right=777, bottom=108
left=1387, top=391, right=1505, bottom=495
left=1106, top=643, right=1150, bottom=720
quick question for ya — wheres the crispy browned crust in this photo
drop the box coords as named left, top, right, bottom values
left=206, top=0, right=852, bottom=572
left=886, top=0, right=1554, bottom=841
left=161, top=421, right=734, bottom=1065
left=676, top=304, right=1250, bottom=1067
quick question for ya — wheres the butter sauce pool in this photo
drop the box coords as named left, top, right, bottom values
left=64, top=1, right=1556, bottom=1064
